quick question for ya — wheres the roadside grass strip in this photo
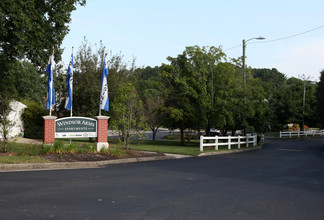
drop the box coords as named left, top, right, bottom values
left=278, top=148, right=301, bottom=152
left=0, top=156, right=50, bottom=164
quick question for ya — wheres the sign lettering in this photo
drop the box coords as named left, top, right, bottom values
left=55, top=117, right=97, bottom=138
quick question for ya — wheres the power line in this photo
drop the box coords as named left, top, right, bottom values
left=251, top=24, right=324, bottom=44
left=224, top=24, right=324, bottom=51
left=224, top=44, right=241, bottom=51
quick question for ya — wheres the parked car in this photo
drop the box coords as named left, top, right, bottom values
left=210, top=128, right=221, bottom=135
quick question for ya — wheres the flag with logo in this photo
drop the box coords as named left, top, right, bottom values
left=65, top=52, right=73, bottom=111
left=100, top=55, right=109, bottom=111
left=46, top=54, right=55, bottom=110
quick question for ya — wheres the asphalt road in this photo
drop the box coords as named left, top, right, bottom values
left=1, top=138, right=324, bottom=220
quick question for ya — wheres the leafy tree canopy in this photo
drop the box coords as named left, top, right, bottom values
left=0, top=0, right=86, bottom=66
left=316, top=70, right=324, bottom=126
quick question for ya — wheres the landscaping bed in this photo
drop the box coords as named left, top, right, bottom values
left=42, top=151, right=164, bottom=162
left=0, top=139, right=165, bottom=164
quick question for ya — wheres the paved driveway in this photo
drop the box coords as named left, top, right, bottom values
left=108, top=128, right=181, bottom=140
left=1, top=138, right=324, bottom=219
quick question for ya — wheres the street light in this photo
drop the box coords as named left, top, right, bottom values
left=241, top=36, right=265, bottom=135
left=242, top=36, right=265, bottom=85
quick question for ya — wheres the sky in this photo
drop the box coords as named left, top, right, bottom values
left=61, top=0, right=324, bottom=81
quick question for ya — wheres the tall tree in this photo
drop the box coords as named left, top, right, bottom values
left=61, top=39, right=135, bottom=118
left=132, top=66, right=164, bottom=140
left=0, top=0, right=86, bottom=66
left=72, top=40, right=102, bottom=117
left=161, top=45, right=269, bottom=141
left=0, top=0, right=87, bottom=133
left=269, top=77, right=318, bottom=130
left=252, top=68, right=287, bottom=94
left=316, top=70, right=324, bottom=127
left=252, top=68, right=287, bottom=131
left=110, top=82, right=146, bottom=147
left=161, top=54, right=198, bottom=145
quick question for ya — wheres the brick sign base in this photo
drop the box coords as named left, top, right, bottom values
left=43, top=116, right=57, bottom=144
left=94, top=116, right=110, bottom=151
left=43, top=115, right=110, bottom=152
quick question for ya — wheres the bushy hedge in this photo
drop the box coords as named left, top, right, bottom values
left=22, top=100, right=48, bottom=139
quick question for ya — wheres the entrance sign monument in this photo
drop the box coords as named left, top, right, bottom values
left=43, top=116, right=109, bottom=151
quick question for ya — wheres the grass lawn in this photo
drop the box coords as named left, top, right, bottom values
left=0, top=156, right=50, bottom=164
left=0, top=137, right=259, bottom=164
left=129, top=140, right=201, bottom=156
left=128, top=139, right=253, bottom=156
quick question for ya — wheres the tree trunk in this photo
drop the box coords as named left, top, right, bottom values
left=151, top=127, right=159, bottom=141
left=180, top=128, right=185, bottom=145
left=205, top=119, right=211, bottom=136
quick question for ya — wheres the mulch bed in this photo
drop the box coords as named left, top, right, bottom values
left=42, top=150, right=165, bottom=162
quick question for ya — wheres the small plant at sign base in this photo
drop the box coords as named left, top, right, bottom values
left=53, top=140, right=65, bottom=154
left=65, top=143, right=78, bottom=154
left=106, top=146, right=126, bottom=158
left=77, top=144, right=97, bottom=154
left=100, top=147, right=109, bottom=153
left=42, top=145, right=53, bottom=154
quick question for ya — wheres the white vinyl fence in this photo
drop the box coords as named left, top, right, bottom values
left=280, top=130, right=324, bottom=138
left=200, top=135, right=257, bottom=152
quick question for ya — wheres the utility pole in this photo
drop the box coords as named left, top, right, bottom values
left=241, top=36, right=265, bottom=135
left=300, top=74, right=311, bottom=131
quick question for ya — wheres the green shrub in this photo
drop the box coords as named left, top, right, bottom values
left=77, top=144, right=96, bottom=154
left=100, top=145, right=126, bottom=158
left=65, top=143, right=78, bottom=154
left=42, top=145, right=52, bottom=154
left=22, top=100, right=47, bottom=139
left=18, top=144, right=43, bottom=156
left=53, top=140, right=65, bottom=154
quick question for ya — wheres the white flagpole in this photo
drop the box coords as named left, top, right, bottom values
left=49, top=50, right=54, bottom=116
left=99, top=47, right=106, bottom=116
left=69, top=47, right=73, bottom=144
left=70, top=46, right=74, bottom=117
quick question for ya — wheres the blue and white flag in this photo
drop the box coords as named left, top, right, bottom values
left=100, top=55, right=109, bottom=111
left=46, top=54, right=55, bottom=110
left=65, top=53, right=73, bottom=111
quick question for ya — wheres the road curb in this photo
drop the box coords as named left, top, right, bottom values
left=0, top=146, right=262, bottom=172
left=0, top=155, right=177, bottom=172
left=198, top=146, right=262, bottom=156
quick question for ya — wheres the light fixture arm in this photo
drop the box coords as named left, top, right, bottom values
left=242, top=36, right=265, bottom=85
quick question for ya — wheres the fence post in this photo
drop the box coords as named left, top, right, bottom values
left=246, top=135, right=249, bottom=147
left=253, top=135, right=257, bottom=146
left=200, top=135, right=203, bottom=152
left=215, top=136, right=219, bottom=150
left=228, top=135, right=231, bottom=150
left=262, top=134, right=264, bottom=143
left=280, top=131, right=282, bottom=138
left=238, top=136, right=241, bottom=149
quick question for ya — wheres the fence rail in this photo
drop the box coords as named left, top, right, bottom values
left=280, top=130, right=324, bottom=138
left=199, top=135, right=257, bottom=152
